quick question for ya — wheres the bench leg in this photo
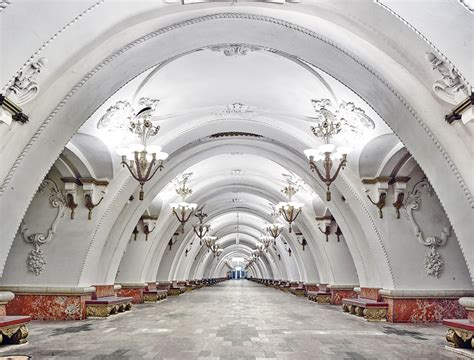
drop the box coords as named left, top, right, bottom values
left=86, top=305, right=111, bottom=318
left=446, top=328, right=474, bottom=349
left=342, top=303, right=349, bottom=312
left=1, top=325, right=29, bottom=345
left=355, top=306, right=364, bottom=317
left=363, top=307, right=387, bottom=322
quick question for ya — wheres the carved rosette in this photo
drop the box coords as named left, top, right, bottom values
left=7, top=58, right=47, bottom=105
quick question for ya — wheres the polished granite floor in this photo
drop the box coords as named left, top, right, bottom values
left=0, top=280, right=463, bottom=359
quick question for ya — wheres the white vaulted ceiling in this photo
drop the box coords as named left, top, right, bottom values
left=0, top=0, right=472, bottom=291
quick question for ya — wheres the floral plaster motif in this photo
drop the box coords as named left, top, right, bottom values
left=360, top=288, right=381, bottom=301
left=0, top=305, right=6, bottom=316
left=6, top=294, right=90, bottom=320
left=385, top=298, right=467, bottom=323
left=117, top=288, right=144, bottom=304
left=331, top=289, right=357, bottom=305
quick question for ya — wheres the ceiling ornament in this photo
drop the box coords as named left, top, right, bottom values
left=209, top=44, right=263, bottom=56
left=276, top=176, right=303, bottom=233
left=114, top=99, right=168, bottom=200
left=304, top=99, right=354, bottom=201
left=425, top=52, right=471, bottom=105
left=213, top=103, right=257, bottom=118
left=20, top=178, right=66, bottom=276
left=404, top=178, right=451, bottom=278
left=7, top=57, right=47, bottom=105
left=170, top=173, right=198, bottom=233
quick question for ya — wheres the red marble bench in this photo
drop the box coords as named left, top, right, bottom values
left=307, top=291, right=318, bottom=302
left=342, top=297, right=388, bottom=321
left=185, top=281, right=196, bottom=292
left=0, top=315, right=31, bottom=345
left=85, top=296, right=133, bottom=318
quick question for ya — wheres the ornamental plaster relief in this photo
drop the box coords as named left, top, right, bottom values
left=404, top=178, right=451, bottom=279
left=425, top=52, right=470, bottom=105
left=6, top=58, right=48, bottom=106
left=0, top=10, right=470, bottom=290
left=19, top=177, right=66, bottom=276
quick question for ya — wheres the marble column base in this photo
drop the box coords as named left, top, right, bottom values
left=0, top=287, right=95, bottom=320
left=380, top=290, right=474, bottom=323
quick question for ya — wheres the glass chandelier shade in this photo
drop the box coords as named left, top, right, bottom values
left=256, top=241, right=265, bottom=253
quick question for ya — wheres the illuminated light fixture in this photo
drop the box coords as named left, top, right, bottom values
left=276, top=179, right=303, bottom=233
left=304, top=99, right=352, bottom=201
left=203, top=234, right=217, bottom=251
left=209, top=244, right=223, bottom=258
left=259, top=235, right=273, bottom=251
left=193, top=206, right=210, bottom=245
left=116, top=105, right=168, bottom=200
left=266, top=209, right=285, bottom=245
left=170, top=173, right=198, bottom=233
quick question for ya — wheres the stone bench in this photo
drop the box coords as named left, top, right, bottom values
left=342, top=297, right=388, bottom=321
left=143, top=289, right=167, bottom=303
left=85, top=296, right=133, bottom=318
left=0, top=316, right=31, bottom=345
left=306, top=290, right=331, bottom=303
left=290, top=283, right=305, bottom=296
left=443, top=319, right=474, bottom=349
left=168, top=282, right=186, bottom=296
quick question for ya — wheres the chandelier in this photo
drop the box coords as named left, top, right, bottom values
left=203, top=234, right=217, bottom=251
left=276, top=179, right=303, bottom=233
left=210, top=244, right=223, bottom=258
left=304, top=99, right=351, bottom=201
left=170, top=173, right=198, bottom=233
left=259, top=235, right=273, bottom=251
left=116, top=106, right=169, bottom=200
left=192, top=206, right=210, bottom=245
left=266, top=209, right=285, bottom=245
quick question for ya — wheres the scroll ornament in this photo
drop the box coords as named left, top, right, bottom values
left=20, top=178, right=66, bottom=275
left=404, top=178, right=450, bottom=278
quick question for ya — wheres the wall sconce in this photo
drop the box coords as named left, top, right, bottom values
left=367, top=192, right=386, bottom=219
left=393, top=192, right=404, bottom=219
left=0, top=94, right=28, bottom=125
left=185, top=249, right=189, bottom=257
left=335, top=226, right=343, bottom=242
left=295, top=232, right=307, bottom=251
left=168, top=232, right=179, bottom=251
left=65, top=193, right=78, bottom=219
left=316, top=215, right=333, bottom=242
left=81, top=178, right=107, bottom=220
left=142, top=215, right=157, bottom=241
left=287, top=248, right=292, bottom=257
left=132, top=225, right=139, bottom=241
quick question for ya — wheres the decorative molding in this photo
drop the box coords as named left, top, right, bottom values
left=208, top=131, right=262, bottom=138
left=404, top=178, right=451, bottom=278
left=6, top=58, right=47, bottom=105
left=209, top=44, right=263, bottom=56
left=19, top=178, right=66, bottom=275
left=0, top=0, right=12, bottom=12
left=213, top=103, right=256, bottom=117
left=459, top=0, right=474, bottom=12
left=1, top=13, right=471, bottom=217
left=0, top=12, right=470, bottom=284
left=1, top=0, right=104, bottom=93
left=445, top=93, right=474, bottom=124
left=425, top=52, right=470, bottom=105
